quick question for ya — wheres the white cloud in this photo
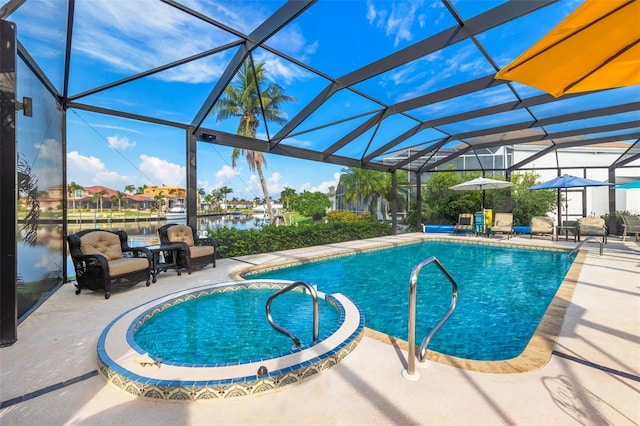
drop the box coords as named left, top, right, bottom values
left=72, top=0, right=231, bottom=84
left=215, top=165, right=240, bottom=188
left=300, top=172, right=341, bottom=194
left=366, top=0, right=426, bottom=48
left=139, top=154, right=185, bottom=187
left=36, top=138, right=63, bottom=162
left=107, top=135, right=136, bottom=150
left=67, top=151, right=131, bottom=188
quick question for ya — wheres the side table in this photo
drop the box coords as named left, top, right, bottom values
left=556, top=225, right=576, bottom=241
left=146, top=243, right=183, bottom=283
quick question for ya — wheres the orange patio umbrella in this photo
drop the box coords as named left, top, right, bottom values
left=495, top=0, right=640, bottom=97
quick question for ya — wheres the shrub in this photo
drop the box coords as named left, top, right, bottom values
left=209, top=220, right=391, bottom=258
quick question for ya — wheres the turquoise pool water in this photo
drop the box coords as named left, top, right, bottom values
left=134, top=287, right=341, bottom=364
left=248, top=241, right=572, bottom=361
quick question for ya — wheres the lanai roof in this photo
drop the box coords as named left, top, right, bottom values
left=3, top=0, right=639, bottom=174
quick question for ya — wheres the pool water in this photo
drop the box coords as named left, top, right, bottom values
left=248, top=241, right=572, bottom=361
left=134, top=288, right=341, bottom=364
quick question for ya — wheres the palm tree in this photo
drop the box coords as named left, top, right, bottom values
left=211, top=189, right=223, bottom=211
left=280, top=186, right=296, bottom=210
left=67, top=181, right=83, bottom=211
left=112, top=191, right=126, bottom=212
left=219, top=186, right=233, bottom=209
left=340, top=167, right=386, bottom=218
left=381, top=170, right=410, bottom=221
left=91, top=189, right=107, bottom=213
left=211, top=60, right=295, bottom=222
left=124, top=185, right=135, bottom=194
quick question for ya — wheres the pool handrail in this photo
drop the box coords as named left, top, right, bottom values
left=403, top=256, right=458, bottom=381
left=266, top=280, right=319, bottom=348
left=568, top=236, right=604, bottom=259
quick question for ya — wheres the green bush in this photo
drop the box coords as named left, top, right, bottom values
left=209, top=220, right=392, bottom=258
left=325, top=211, right=372, bottom=221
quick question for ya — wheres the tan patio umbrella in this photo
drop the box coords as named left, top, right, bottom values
left=449, top=177, right=513, bottom=210
left=495, top=0, right=640, bottom=97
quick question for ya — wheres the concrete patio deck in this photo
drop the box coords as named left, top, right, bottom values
left=1, top=233, right=638, bottom=425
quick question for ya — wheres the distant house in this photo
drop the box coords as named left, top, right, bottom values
left=142, top=185, right=185, bottom=211
left=59, top=185, right=153, bottom=210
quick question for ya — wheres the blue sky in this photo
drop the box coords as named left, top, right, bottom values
left=14, top=0, right=620, bottom=201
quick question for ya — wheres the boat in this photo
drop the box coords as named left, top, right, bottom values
left=165, top=204, right=186, bottom=220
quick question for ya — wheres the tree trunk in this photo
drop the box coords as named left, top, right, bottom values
left=256, top=163, right=273, bottom=223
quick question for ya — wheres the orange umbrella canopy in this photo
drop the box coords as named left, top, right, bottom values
left=495, top=0, right=640, bottom=97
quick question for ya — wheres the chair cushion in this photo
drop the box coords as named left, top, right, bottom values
left=80, top=231, right=123, bottom=261
left=578, top=217, right=605, bottom=235
left=531, top=216, right=553, bottom=233
left=108, top=257, right=149, bottom=276
left=189, top=245, right=214, bottom=259
left=495, top=218, right=511, bottom=227
left=167, top=225, right=195, bottom=246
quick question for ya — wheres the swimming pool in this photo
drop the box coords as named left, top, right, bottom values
left=98, top=280, right=364, bottom=400
left=134, top=286, right=342, bottom=364
left=247, top=240, right=573, bottom=361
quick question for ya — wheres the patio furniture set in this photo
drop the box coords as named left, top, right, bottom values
left=67, top=224, right=216, bottom=299
left=454, top=212, right=515, bottom=239
left=453, top=213, right=628, bottom=243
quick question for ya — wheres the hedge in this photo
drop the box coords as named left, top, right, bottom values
left=208, top=220, right=392, bottom=258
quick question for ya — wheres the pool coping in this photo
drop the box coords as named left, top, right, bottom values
left=233, top=234, right=585, bottom=374
left=97, top=280, right=365, bottom=400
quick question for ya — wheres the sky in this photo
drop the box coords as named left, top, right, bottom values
left=13, top=0, right=633, bottom=202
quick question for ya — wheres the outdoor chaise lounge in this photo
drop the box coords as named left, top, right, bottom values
left=67, top=229, right=151, bottom=299
left=621, top=214, right=640, bottom=242
left=529, top=216, right=554, bottom=240
left=576, top=217, right=607, bottom=243
left=454, top=213, right=474, bottom=235
left=490, top=213, right=514, bottom=239
left=158, top=224, right=217, bottom=273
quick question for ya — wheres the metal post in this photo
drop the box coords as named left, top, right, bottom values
left=0, top=20, right=18, bottom=346
left=187, top=128, right=197, bottom=229
left=415, top=171, right=422, bottom=232
left=391, top=170, right=397, bottom=234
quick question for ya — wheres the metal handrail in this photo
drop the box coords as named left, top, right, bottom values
left=266, top=281, right=319, bottom=348
left=403, top=256, right=458, bottom=381
left=568, top=236, right=604, bottom=259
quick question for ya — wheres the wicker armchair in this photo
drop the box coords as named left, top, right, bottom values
left=67, top=229, right=151, bottom=299
left=158, top=224, right=216, bottom=274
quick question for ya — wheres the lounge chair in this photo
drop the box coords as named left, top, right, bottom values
left=529, top=216, right=554, bottom=240
left=621, top=214, right=640, bottom=242
left=490, top=213, right=514, bottom=239
left=67, top=229, right=151, bottom=299
left=576, top=217, right=607, bottom=243
left=453, top=213, right=474, bottom=235
left=158, top=223, right=217, bottom=273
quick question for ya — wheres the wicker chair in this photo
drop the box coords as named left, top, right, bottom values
left=158, top=224, right=216, bottom=274
left=67, top=229, right=151, bottom=299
